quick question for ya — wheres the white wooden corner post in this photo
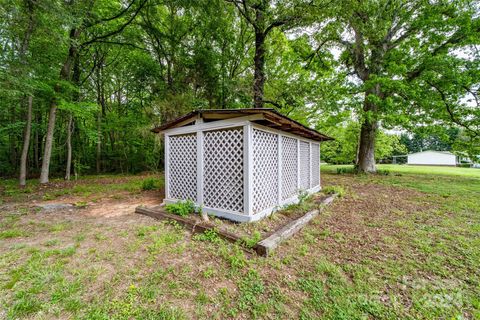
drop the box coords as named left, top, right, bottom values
left=164, top=134, right=170, bottom=199
left=297, top=139, right=300, bottom=191
left=196, top=130, right=204, bottom=206
left=309, top=142, right=312, bottom=187
left=277, top=134, right=282, bottom=205
left=244, top=123, right=253, bottom=216
left=318, top=143, right=321, bottom=186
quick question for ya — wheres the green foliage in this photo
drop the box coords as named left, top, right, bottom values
left=165, top=200, right=195, bottom=217
left=193, top=229, right=221, bottom=243
left=0, top=229, right=26, bottom=239
left=336, top=167, right=356, bottom=175
left=239, top=231, right=261, bottom=249
left=376, top=169, right=390, bottom=176
left=141, top=177, right=161, bottom=191
left=322, top=186, right=345, bottom=198
left=1, top=0, right=478, bottom=180
left=237, top=270, right=266, bottom=317
left=297, top=189, right=309, bottom=204
left=320, top=120, right=409, bottom=164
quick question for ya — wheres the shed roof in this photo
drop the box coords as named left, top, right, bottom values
left=407, top=150, right=455, bottom=156
left=152, top=108, right=334, bottom=142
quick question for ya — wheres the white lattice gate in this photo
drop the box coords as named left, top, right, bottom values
left=164, top=122, right=322, bottom=222
left=203, top=128, right=244, bottom=214
left=252, top=128, right=278, bottom=214
left=167, top=134, right=197, bottom=201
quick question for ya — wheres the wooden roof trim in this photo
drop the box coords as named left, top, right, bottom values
left=152, top=108, right=334, bottom=141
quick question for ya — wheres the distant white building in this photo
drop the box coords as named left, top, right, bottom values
left=407, top=150, right=458, bottom=166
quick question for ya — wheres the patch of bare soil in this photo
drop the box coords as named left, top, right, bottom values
left=83, top=191, right=161, bottom=218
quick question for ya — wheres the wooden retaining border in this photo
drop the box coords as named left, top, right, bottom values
left=135, top=193, right=337, bottom=257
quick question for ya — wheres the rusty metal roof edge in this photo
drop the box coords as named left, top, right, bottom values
left=151, top=108, right=334, bottom=141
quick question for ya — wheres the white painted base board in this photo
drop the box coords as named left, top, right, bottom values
left=162, top=184, right=321, bottom=223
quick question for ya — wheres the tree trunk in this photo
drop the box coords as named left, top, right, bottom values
left=356, top=117, right=377, bottom=173
left=39, top=104, right=57, bottom=183
left=65, top=114, right=73, bottom=180
left=253, top=29, right=266, bottom=108
left=96, top=112, right=101, bottom=173
left=34, top=112, right=39, bottom=170
left=95, top=60, right=105, bottom=174
left=356, top=86, right=381, bottom=173
left=19, top=96, right=33, bottom=187
left=39, top=27, right=80, bottom=184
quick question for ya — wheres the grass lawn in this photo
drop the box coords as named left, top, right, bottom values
left=0, top=168, right=479, bottom=319
left=322, top=163, right=480, bottom=178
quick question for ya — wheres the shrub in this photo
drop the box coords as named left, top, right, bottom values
left=141, top=178, right=160, bottom=191
left=165, top=200, right=195, bottom=217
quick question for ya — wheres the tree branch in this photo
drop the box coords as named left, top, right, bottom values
left=262, top=99, right=284, bottom=109
left=84, top=0, right=137, bottom=28
left=225, top=0, right=256, bottom=27
left=81, top=0, right=148, bottom=48
left=428, top=81, right=479, bottom=137
left=407, top=21, right=480, bottom=81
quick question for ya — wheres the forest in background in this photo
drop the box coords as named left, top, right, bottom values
left=1, top=0, right=479, bottom=184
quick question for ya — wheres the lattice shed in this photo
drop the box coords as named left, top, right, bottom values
left=152, top=109, right=333, bottom=222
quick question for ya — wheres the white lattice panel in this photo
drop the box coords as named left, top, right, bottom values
left=252, top=129, right=278, bottom=213
left=311, top=143, right=320, bottom=187
left=168, top=134, right=197, bottom=201
left=299, top=141, right=310, bottom=189
left=203, top=128, right=244, bottom=213
left=281, top=136, right=298, bottom=200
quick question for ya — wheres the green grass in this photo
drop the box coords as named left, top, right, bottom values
left=322, top=163, right=480, bottom=178
left=1, top=172, right=479, bottom=319
left=0, top=174, right=164, bottom=203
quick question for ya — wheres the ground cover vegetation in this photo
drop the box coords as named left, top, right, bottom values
left=0, top=166, right=479, bottom=318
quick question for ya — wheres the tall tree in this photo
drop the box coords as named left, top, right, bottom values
left=18, top=0, right=37, bottom=186
left=39, top=0, right=147, bottom=183
left=226, top=0, right=307, bottom=108
left=311, top=0, right=479, bottom=172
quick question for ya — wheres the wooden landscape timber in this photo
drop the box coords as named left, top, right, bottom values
left=135, top=193, right=337, bottom=256
left=256, top=193, right=338, bottom=256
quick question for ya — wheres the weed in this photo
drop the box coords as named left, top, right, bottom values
left=165, top=200, right=195, bottom=217
left=146, top=228, right=183, bottom=255
left=297, top=189, right=309, bottom=204
left=220, top=244, right=247, bottom=270
left=74, top=234, right=86, bottom=242
left=322, top=185, right=346, bottom=197
left=94, top=233, right=107, bottom=241
left=74, top=201, right=88, bottom=208
left=0, top=229, right=26, bottom=239
left=202, top=267, right=215, bottom=279
left=193, top=228, right=221, bottom=243
left=141, top=177, right=161, bottom=191
left=137, top=225, right=159, bottom=237
left=240, top=231, right=261, bottom=249
left=44, top=239, right=60, bottom=247
left=195, top=290, right=210, bottom=305
left=49, top=222, right=71, bottom=232
left=336, top=167, right=356, bottom=174
left=42, top=193, right=56, bottom=201
left=237, top=270, right=267, bottom=317
left=377, top=169, right=390, bottom=176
